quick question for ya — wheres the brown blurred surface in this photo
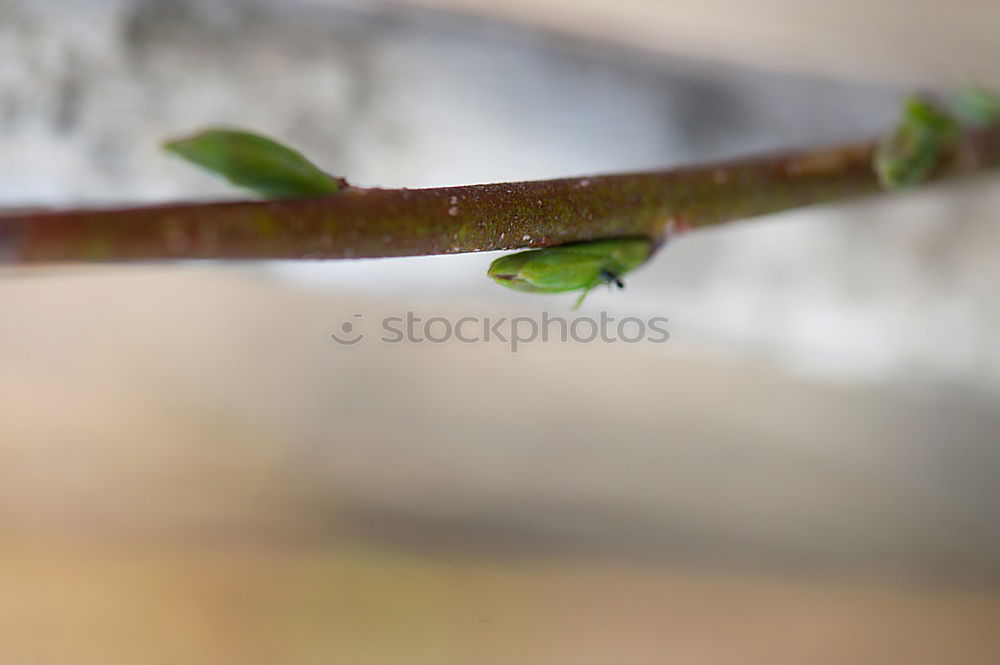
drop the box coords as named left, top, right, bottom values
left=2, top=266, right=1000, bottom=663
left=2, top=537, right=1000, bottom=665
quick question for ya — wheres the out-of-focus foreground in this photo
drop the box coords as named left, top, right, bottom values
left=2, top=1, right=1000, bottom=663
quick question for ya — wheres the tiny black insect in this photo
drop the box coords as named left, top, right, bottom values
left=600, top=269, right=625, bottom=289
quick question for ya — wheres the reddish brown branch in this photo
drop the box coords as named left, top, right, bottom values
left=3, top=127, right=1000, bottom=264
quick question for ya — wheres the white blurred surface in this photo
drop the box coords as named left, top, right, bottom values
left=8, top=0, right=1000, bottom=390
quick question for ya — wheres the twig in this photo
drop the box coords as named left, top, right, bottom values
left=3, top=127, right=1000, bottom=264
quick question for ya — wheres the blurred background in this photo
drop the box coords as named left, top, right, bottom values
left=2, top=0, right=1000, bottom=663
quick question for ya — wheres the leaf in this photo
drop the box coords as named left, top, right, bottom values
left=874, top=97, right=959, bottom=190
left=954, top=85, right=1000, bottom=126
left=164, top=128, right=342, bottom=198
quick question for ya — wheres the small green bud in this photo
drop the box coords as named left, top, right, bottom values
left=954, top=85, right=1000, bottom=126
left=488, top=237, right=654, bottom=308
left=874, top=96, right=959, bottom=190
left=164, top=128, right=342, bottom=198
